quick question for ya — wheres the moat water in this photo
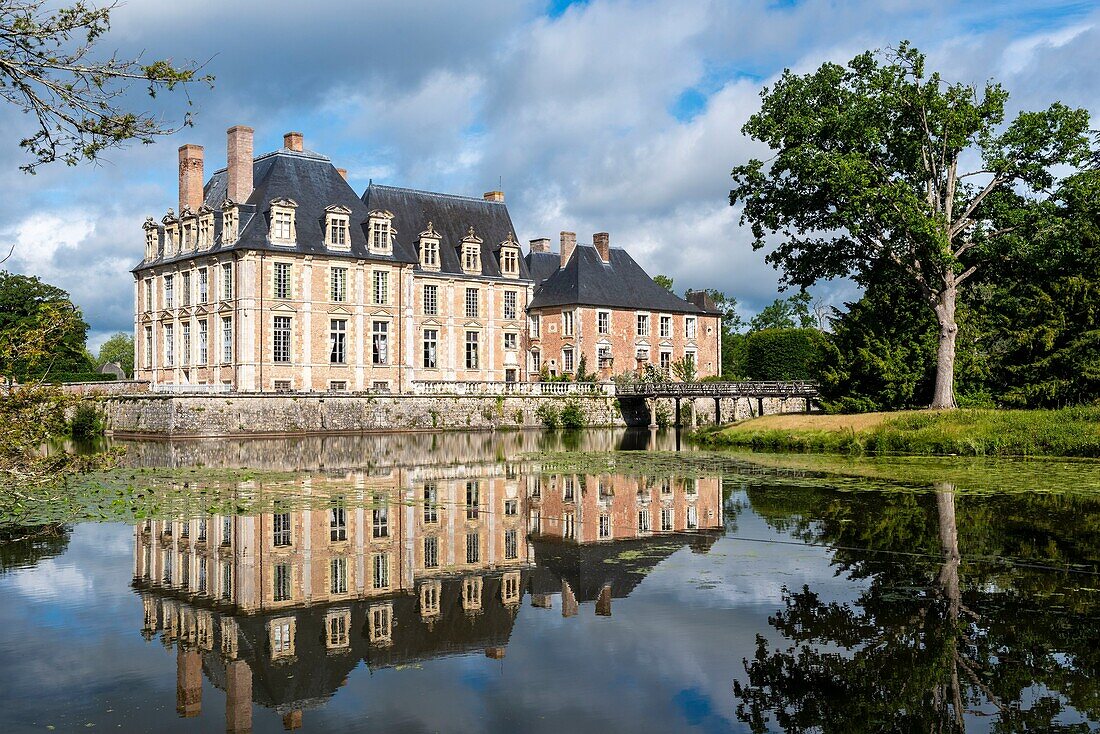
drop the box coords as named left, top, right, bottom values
left=2, top=429, right=1100, bottom=732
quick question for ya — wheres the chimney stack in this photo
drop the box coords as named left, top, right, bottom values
left=178, top=144, right=204, bottom=214
left=529, top=237, right=551, bottom=253
left=283, top=131, right=303, bottom=152
left=483, top=190, right=505, bottom=202
left=336, top=168, right=348, bottom=180
left=593, top=232, right=610, bottom=262
left=226, top=125, right=253, bottom=203
left=560, top=231, right=576, bottom=268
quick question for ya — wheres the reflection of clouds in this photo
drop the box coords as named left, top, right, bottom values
left=6, top=559, right=93, bottom=602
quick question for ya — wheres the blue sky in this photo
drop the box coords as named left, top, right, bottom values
left=0, top=0, right=1097, bottom=349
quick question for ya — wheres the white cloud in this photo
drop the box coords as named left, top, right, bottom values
left=6, top=559, right=93, bottom=602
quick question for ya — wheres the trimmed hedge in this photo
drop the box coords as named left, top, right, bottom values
left=743, top=328, right=828, bottom=380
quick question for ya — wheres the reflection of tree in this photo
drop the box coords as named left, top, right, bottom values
left=0, top=523, right=69, bottom=573
left=735, top=484, right=1100, bottom=732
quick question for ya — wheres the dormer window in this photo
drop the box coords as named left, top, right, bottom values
left=501, top=248, right=518, bottom=275
left=182, top=218, right=196, bottom=251
left=197, top=211, right=214, bottom=250
left=162, top=214, right=179, bottom=257
left=461, top=227, right=482, bottom=275
left=368, top=210, right=394, bottom=254
left=324, top=205, right=352, bottom=251
left=269, top=198, right=298, bottom=245
left=419, top=222, right=440, bottom=270
left=222, top=203, right=238, bottom=245
left=143, top=218, right=158, bottom=260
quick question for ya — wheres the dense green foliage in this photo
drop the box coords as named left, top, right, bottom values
left=748, top=291, right=815, bottom=332
left=731, top=42, right=1095, bottom=408
left=742, top=328, right=828, bottom=381
left=0, top=270, right=91, bottom=382
left=95, top=332, right=134, bottom=377
left=559, top=401, right=585, bottom=430
left=694, top=407, right=1100, bottom=457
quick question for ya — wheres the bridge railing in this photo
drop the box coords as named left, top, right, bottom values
left=614, top=381, right=819, bottom=398
left=411, top=380, right=615, bottom=397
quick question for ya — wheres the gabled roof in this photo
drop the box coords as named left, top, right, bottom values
left=526, top=251, right=561, bottom=286
left=528, top=244, right=708, bottom=314
left=362, top=184, right=531, bottom=281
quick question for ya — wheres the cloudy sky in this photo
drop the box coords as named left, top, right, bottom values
left=1, top=0, right=1098, bottom=350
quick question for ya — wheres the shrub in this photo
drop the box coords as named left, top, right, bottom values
left=560, top=400, right=585, bottom=430
left=535, top=402, right=560, bottom=429
left=743, top=328, right=828, bottom=381
left=69, top=403, right=104, bottom=440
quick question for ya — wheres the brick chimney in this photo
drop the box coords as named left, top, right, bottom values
left=483, top=190, right=504, bottom=202
left=178, top=144, right=204, bottom=214
left=226, top=125, right=253, bottom=203
left=529, top=237, right=551, bottom=253
left=560, top=231, right=576, bottom=268
left=593, top=232, right=610, bottom=263
left=283, top=131, right=303, bottom=152
left=336, top=168, right=348, bottom=180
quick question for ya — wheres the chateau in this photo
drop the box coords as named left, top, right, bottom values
left=133, top=127, right=722, bottom=392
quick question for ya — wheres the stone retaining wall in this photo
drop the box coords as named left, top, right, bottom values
left=102, top=393, right=810, bottom=437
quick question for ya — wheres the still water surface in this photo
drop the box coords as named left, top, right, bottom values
left=2, top=429, right=1099, bottom=732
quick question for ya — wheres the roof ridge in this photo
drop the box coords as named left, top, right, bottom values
left=368, top=183, right=505, bottom=205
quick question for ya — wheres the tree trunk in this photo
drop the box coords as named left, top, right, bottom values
left=931, top=284, right=958, bottom=409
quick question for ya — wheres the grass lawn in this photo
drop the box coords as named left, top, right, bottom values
left=690, top=407, right=1100, bottom=457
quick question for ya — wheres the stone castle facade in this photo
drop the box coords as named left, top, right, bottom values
left=132, top=126, right=722, bottom=392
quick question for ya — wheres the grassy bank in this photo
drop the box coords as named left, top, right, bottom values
left=690, top=407, right=1100, bottom=457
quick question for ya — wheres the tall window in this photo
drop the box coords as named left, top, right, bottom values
left=221, top=263, right=233, bottom=300
left=422, top=329, right=438, bottom=369
left=563, top=310, right=575, bottom=337
left=423, top=284, right=438, bottom=315
left=272, top=210, right=293, bottom=240
left=465, top=288, right=478, bottom=318
left=504, top=291, right=517, bottom=320
left=660, top=315, right=672, bottom=338
left=221, top=561, right=232, bottom=600
left=424, top=536, right=439, bottom=568
left=328, top=612, right=349, bottom=647
left=372, top=270, right=388, bottom=304
left=144, top=326, right=153, bottom=368
left=505, top=529, right=518, bottom=560
left=221, top=317, right=232, bottom=363
left=370, top=605, right=391, bottom=642
left=182, top=271, right=192, bottom=307
left=529, top=314, right=540, bottom=338
left=636, top=314, right=650, bottom=337
left=466, top=533, right=480, bottom=564
left=465, top=331, right=479, bottom=369
left=598, top=311, right=610, bottom=334
left=372, top=321, right=388, bottom=365
left=330, top=498, right=346, bottom=541
left=661, top=507, right=673, bottom=531
left=372, top=495, right=389, bottom=538
left=563, top=513, right=576, bottom=540
left=638, top=508, right=651, bottom=532
left=198, top=268, right=208, bottom=304
left=329, top=217, right=348, bottom=247
left=562, top=347, right=574, bottom=373
left=330, top=557, right=347, bottom=594
left=164, top=274, right=174, bottom=309
left=686, top=316, right=697, bottom=339
left=330, top=319, right=347, bottom=364
left=273, top=511, right=291, bottom=546
left=466, top=481, right=479, bottom=520
left=273, top=316, right=291, bottom=363
left=197, top=319, right=208, bottom=365
left=331, top=267, right=347, bottom=302
left=274, top=262, right=291, bottom=299
left=372, top=553, right=389, bottom=590
left=599, top=513, right=611, bottom=539
left=144, top=279, right=153, bottom=312
left=423, top=483, right=438, bottom=524
left=273, top=563, right=291, bottom=601
left=181, top=323, right=191, bottom=366
left=531, top=350, right=541, bottom=373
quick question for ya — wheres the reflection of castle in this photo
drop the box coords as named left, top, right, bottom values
left=134, top=469, right=722, bottom=730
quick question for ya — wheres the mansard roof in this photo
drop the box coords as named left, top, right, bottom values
left=362, top=183, right=532, bottom=281
left=527, top=244, right=709, bottom=314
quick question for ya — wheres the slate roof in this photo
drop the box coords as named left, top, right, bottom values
left=527, top=244, right=709, bottom=314
left=362, top=183, right=532, bottom=281
left=135, top=148, right=420, bottom=272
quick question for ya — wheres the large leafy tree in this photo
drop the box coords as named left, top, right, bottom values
left=748, top=292, right=815, bottom=332
left=0, top=270, right=90, bottom=381
left=0, top=0, right=213, bottom=172
left=730, top=42, right=1094, bottom=408
left=95, top=331, right=133, bottom=377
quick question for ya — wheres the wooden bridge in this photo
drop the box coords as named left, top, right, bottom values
left=615, top=380, right=820, bottom=426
